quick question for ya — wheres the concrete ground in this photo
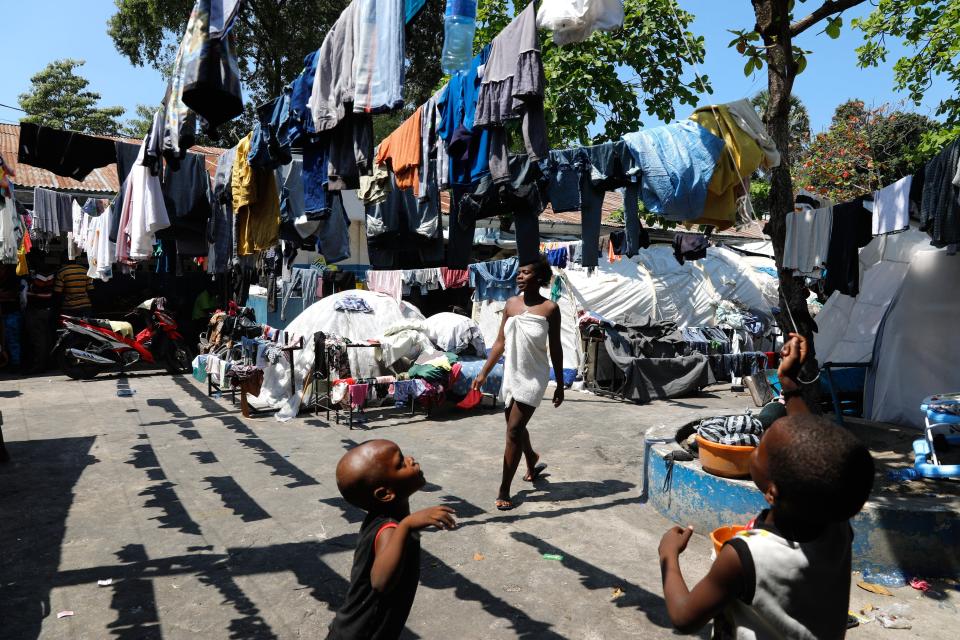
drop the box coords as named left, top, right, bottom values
left=0, top=372, right=955, bottom=639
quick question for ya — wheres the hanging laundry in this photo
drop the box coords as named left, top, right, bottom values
left=724, top=99, right=781, bottom=169
left=316, top=191, right=352, bottom=264
left=288, top=50, right=321, bottom=143
left=327, top=110, right=374, bottom=190
left=536, top=0, right=624, bottom=46
left=672, top=232, right=708, bottom=265
left=248, top=91, right=293, bottom=170
left=376, top=107, right=423, bottom=195
left=418, top=92, right=440, bottom=200
left=440, top=267, right=469, bottom=289
left=353, top=0, right=405, bottom=113
left=401, top=268, right=443, bottom=295
left=622, top=121, right=725, bottom=222
left=367, top=269, right=403, bottom=301
left=116, top=143, right=171, bottom=263
left=688, top=104, right=764, bottom=230
left=872, top=175, right=912, bottom=235
left=209, top=147, right=237, bottom=273
left=783, top=206, right=832, bottom=277
left=17, top=123, right=116, bottom=181
left=824, top=198, right=872, bottom=297
left=232, top=132, right=280, bottom=255
left=108, top=141, right=148, bottom=243
left=181, top=0, right=245, bottom=135
left=919, top=139, right=960, bottom=248
left=209, top=0, right=244, bottom=38
left=31, top=188, right=72, bottom=241
left=547, top=148, right=589, bottom=213
left=545, top=245, right=569, bottom=268
left=437, top=45, right=492, bottom=186
left=469, top=257, right=519, bottom=302
left=308, top=2, right=357, bottom=132
left=159, top=1, right=203, bottom=160
left=0, top=194, right=24, bottom=265
left=365, top=163, right=443, bottom=263
left=474, top=2, right=549, bottom=181
left=358, top=163, right=392, bottom=206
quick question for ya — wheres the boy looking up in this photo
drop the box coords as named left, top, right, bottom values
left=658, top=333, right=875, bottom=639
left=328, top=440, right=456, bottom=640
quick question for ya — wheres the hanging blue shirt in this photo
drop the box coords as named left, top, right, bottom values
left=438, top=45, right=491, bottom=186
left=469, top=257, right=519, bottom=302
left=622, top=121, right=724, bottom=222
left=288, top=50, right=320, bottom=143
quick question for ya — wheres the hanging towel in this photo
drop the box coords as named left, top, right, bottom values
left=872, top=175, right=912, bottom=235
left=501, top=311, right=551, bottom=408
left=349, top=383, right=369, bottom=409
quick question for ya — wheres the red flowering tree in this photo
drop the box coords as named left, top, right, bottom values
left=793, top=100, right=939, bottom=202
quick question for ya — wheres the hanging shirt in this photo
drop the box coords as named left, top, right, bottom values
left=308, top=1, right=357, bottom=132
left=872, top=175, right=912, bottom=235
left=437, top=46, right=492, bottom=186
left=536, top=0, right=625, bottom=46
left=469, top=257, right=519, bottom=302
left=17, top=123, right=116, bottom=181
left=375, top=107, right=422, bottom=196
left=824, top=198, right=872, bottom=297
left=919, top=139, right=960, bottom=248
left=783, top=206, right=833, bottom=277
left=117, top=143, right=171, bottom=262
left=352, top=0, right=405, bottom=114
left=232, top=133, right=280, bottom=255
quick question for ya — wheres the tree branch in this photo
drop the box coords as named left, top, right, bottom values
left=790, top=0, right=868, bottom=37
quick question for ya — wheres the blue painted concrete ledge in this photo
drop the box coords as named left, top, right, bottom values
left=643, top=429, right=960, bottom=583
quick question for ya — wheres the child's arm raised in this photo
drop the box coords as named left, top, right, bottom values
left=658, top=526, right=746, bottom=633
left=778, top=333, right=811, bottom=415
left=370, top=506, right=456, bottom=593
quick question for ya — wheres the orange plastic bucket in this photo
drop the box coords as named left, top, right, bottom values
left=696, top=435, right=755, bottom=479
left=710, top=525, right=747, bottom=555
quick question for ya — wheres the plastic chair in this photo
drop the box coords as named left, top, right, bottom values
left=820, top=362, right=870, bottom=425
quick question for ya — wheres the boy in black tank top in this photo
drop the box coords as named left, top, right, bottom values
left=328, top=440, right=457, bottom=640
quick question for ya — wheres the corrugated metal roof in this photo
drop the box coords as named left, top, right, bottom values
left=0, top=123, right=226, bottom=195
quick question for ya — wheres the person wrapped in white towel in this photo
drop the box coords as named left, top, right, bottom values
left=473, top=255, right=564, bottom=511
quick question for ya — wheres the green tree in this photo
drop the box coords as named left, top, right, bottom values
left=108, top=0, right=444, bottom=122
left=18, top=59, right=125, bottom=135
left=477, top=0, right=709, bottom=147
left=123, top=104, right=158, bottom=139
left=794, top=100, right=940, bottom=202
left=751, top=90, right=811, bottom=158
left=855, top=0, right=960, bottom=139
left=726, top=0, right=869, bottom=378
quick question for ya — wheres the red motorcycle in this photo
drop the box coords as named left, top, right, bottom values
left=55, top=297, right=192, bottom=380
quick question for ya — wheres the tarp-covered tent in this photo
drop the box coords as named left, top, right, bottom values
left=472, top=245, right=777, bottom=380
left=866, top=248, right=960, bottom=428
left=251, top=290, right=423, bottom=420
left=815, top=229, right=931, bottom=365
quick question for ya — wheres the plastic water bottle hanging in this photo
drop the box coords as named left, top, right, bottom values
left=441, top=0, right=477, bottom=74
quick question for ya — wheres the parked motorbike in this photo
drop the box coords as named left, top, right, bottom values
left=55, top=297, right=192, bottom=380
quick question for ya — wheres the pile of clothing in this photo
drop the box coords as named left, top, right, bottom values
left=696, top=413, right=765, bottom=447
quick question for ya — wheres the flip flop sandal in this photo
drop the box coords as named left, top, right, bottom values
left=524, top=463, right=547, bottom=482
left=495, top=499, right=515, bottom=511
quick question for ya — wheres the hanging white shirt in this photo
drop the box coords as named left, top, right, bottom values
left=536, top=0, right=624, bottom=46
left=872, top=175, right=911, bottom=235
left=119, top=144, right=170, bottom=261
left=783, top=205, right=833, bottom=277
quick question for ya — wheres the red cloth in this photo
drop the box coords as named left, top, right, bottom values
left=440, top=267, right=469, bottom=289
left=456, top=389, right=483, bottom=410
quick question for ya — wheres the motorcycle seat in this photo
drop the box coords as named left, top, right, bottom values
left=82, top=318, right=134, bottom=339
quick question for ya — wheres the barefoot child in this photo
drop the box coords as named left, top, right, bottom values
left=327, top=440, right=456, bottom=639
left=658, top=334, right=875, bottom=639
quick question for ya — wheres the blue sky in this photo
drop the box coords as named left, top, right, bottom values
left=0, top=0, right=950, bottom=134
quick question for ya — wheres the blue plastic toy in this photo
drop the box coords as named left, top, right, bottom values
left=901, top=394, right=960, bottom=480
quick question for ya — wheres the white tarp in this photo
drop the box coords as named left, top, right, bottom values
left=866, top=248, right=959, bottom=428
left=251, top=290, right=423, bottom=420
left=815, top=229, right=930, bottom=365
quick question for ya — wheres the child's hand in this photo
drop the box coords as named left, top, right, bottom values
left=778, top=333, right=809, bottom=382
left=658, top=525, right=694, bottom=558
left=405, top=505, right=457, bottom=531
left=471, top=375, right=486, bottom=393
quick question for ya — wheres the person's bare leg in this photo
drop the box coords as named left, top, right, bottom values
left=520, top=428, right=541, bottom=480
left=497, top=401, right=536, bottom=507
